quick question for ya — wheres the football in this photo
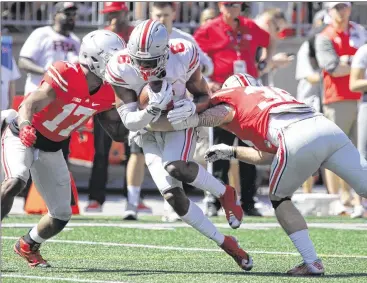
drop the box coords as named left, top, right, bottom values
left=138, top=80, right=163, bottom=110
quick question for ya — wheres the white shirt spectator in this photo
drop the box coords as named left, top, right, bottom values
left=1, top=56, right=21, bottom=110
left=296, top=41, right=322, bottom=112
left=19, top=26, right=80, bottom=94
left=169, top=27, right=213, bottom=77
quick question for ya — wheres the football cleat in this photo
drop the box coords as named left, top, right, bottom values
left=219, top=185, right=243, bottom=229
left=287, top=259, right=324, bottom=276
left=123, top=203, right=138, bottom=220
left=14, top=237, right=51, bottom=268
left=220, top=236, right=253, bottom=271
left=84, top=200, right=103, bottom=212
left=137, top=200, right=153, bottom=213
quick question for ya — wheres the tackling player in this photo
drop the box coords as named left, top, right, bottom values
left=1, top=30, right=127, bottom=267
left=152, top=72, right=367, bottom=275
left=105, top=20, right=253, bottom=271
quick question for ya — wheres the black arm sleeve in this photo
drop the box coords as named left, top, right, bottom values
left=95, top=109, right=129, bottom=142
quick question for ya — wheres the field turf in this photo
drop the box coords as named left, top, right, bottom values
left=2, top=215, right=367, bottom=283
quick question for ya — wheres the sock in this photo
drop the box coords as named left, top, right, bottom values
left=127, top=186, right=140, bottom=207
left=188, top=164, right=226, bottom=198
left=180, top=200, right=225, bottom=245
left=289, top=229, right=318, bottom=264
left=23, top=226, right=46, bottom=245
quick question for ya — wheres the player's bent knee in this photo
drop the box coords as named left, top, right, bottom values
left=162, top=187, right=190, bottom=216
left=49, top=205, right=72, bottom=222
left=1, top=178, right=26, bottom=198
left=164, top=161, right=192, bottom=183
left=270, top=196, right=291, bottom=210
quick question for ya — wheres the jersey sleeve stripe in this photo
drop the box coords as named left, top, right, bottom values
left=50, top=65, right=68, bottom=86
left=47, top=70, right=68, bottom=92
left=106, top=65, right=127, bottom=85
left=189, top=47, right=199, bottom=70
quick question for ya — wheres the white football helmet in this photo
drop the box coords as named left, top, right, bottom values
left=79, top=30, right=126, bottom=79
left=127, top=19, right=169, bottom=81
left=222, top=73, right=263, bottom=89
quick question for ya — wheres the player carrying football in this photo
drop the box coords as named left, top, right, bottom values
left=1, top=30, right=128, bottom=267
left=151, top=72, right=367, bottom=276
left=105, top=19, right=253, bottom=271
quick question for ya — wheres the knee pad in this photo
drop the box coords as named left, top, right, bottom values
left=271, top=197, right=291, bottom=210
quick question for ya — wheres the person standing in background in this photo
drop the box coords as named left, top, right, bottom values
left=85, top=2, right=151, bottom=220
left=1, top=35, right=21, bottom=111
left=295, top=12, right=326, bottom=193
left=349, top=43, right=367, bottom=218
left=316, top=2, right=366, bottom=218
left=194, top=2, right=273, bottom=216
left=18, top=1, right=80, bottom=162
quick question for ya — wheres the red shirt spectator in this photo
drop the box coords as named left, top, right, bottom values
left=100, top=2, right=134, bottom=42
left=194, top=4, right=270, bottom=83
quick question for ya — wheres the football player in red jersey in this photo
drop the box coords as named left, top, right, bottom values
left=1, top=30, right=127, bottom=268
left=151, top=72, right=367, bottom=276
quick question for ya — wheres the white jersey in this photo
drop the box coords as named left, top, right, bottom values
left=1, top=56, right=21, bottom=110
left=106, top=38, right=200, bottom=104
left=170, top=28, right=213, bottom=77
left=19, top=26, right=80, bottom=94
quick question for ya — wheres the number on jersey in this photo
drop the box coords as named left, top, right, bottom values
left=43, top=103, right=96, bottom=137
left=256, top=87, right=297, bottom=110
left=170, top=42, right=185, bottom=54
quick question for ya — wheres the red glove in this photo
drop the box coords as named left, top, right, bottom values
left=19, top=124, right=37, bottom=147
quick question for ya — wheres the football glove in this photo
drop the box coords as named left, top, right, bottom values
left=19, top=121, right=37, bottom=147
left=167, top=99, right=196, bottom=124
left=204, top=144, right=235, bottom=162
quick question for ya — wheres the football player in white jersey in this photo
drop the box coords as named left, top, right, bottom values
left=18, top=2, right=80, bottom=95
left=105, top=19, right=253, bottom=271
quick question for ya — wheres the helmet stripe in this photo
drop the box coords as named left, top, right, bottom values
left=140, top=19, right=155, bottom=53
left=236, top=73, right=250, bottom=86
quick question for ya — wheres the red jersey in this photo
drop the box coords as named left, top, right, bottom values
left=194, top=15, right=270, bottom=82
left=210, top=86, right=310, bottom=153
left=320, top=23, right=363, bottom=104
left=32, top=61, right=115, bottom=142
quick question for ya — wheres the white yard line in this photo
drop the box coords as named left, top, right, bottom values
left=1, top=274, right=128, bottom=283
left=3, top=236, right=367, bottom=260
left=4, top=222, right=367, bottom=230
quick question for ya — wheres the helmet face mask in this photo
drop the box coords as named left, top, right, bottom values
left=79, top=30, right=126, bottom=79
left=127, top=19, right=169, bottom=81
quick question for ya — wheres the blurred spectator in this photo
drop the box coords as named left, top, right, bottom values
left=18, top=2, right=79, bottom=95
left=255, top=8, right=294, bottom=85
left=295, top=13, right=326, bottom=193
left=200, top=7, right=217, bottom=26
left=1, top=36, right=21, bottom=110
left=85, top=2, right=150, bottom=221
left=194, top=2, right=273, bottom=216
left=316, top=2, right=366, bottom=218
left=151, top=2, right=213, bottom=77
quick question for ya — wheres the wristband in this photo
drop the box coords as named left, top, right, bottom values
left=19, top=120, right=32, bottom=129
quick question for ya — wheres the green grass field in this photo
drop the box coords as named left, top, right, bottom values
left=2, top=215, right=367, bottom=283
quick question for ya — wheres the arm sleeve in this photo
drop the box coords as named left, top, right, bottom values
left=43, top=61, right=69, bottom=94
left=117, top=102, right=155, bottom=131
left=351, top=45, right=367, bottom=69
left=251, top=21, right=270, bottom=48
left=19, top=29, right=44, bottom=62
left=315, top=34, right=339, bottom=73
left=11, top=57, right=21, bottom=81
left=295, top=42, right=315, bottom=80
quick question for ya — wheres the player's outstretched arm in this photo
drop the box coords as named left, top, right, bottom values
left=18, top=57, right=46, bottom=75
left=18, top=81, right=56, bottom=126
left=148, top=103, right=235, bottom=132
left=95, top=108, right=128, bottom=142
left=205, top=144, right=274, bottom=165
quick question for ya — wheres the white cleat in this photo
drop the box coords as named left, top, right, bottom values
left=350, top=205, right=365, bottom=219
left=287, top=259, right=324, bottom=276
left=123, top=203, right=138, bottom=220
